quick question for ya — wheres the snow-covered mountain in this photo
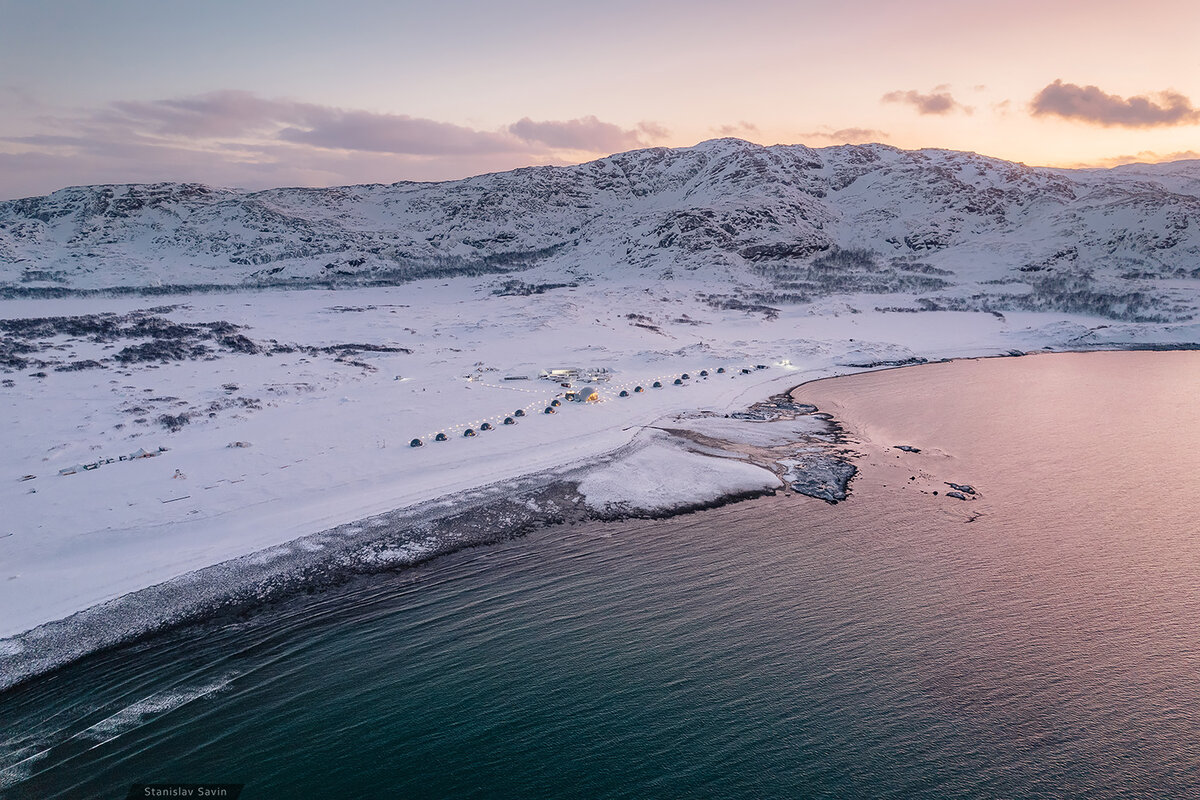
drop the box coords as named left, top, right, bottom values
left=3, top=138, right=1199, bottom=320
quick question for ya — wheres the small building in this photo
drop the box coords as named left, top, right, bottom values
left=514, top=409, right=526, bottom=417
left=574, top=386, right=598, bottom=403
left=581, top=367, right=613, bottom=383
left=673, top=378, right=683, bottom=385
left=480, top=422, right=493, bottom=431
left=435, top=433, right=448, bottom=442
left=653, top=381, right=663, bottom=388
left=503, top=417, right=516, bottom=425
left=619, top=390, right=629, bottom=397
left=634, top=386, right=644, bottom=393
left=464, top=428, right=476, bottom=437
left=544, top=406, right=556, bottom=414
left=540, top=367, right=581, bottom=382
left=410, top=438, right=423, bottom=447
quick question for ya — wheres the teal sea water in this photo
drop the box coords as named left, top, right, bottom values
left=2, top=351, right=1198, bottom=799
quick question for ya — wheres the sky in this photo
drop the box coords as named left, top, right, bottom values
left=1, top=0, right=1198, bottom=199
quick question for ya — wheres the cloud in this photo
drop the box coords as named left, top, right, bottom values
left=281, top=112, right=520, bottom=155
left=882, top=88, right=971, bottom=115
left=711, top=121, right=759, bottom=137
left=1060, top=149, right=1200, bottom=169
left=800, top=127, right=888, bottom=144
left=1030, top=80, right=1199, bottom=127
left=636, top=121, right=671, bottom=140
left=0, top=91, right=668, bottom=198
left=508, top=115, right=652, bottom=152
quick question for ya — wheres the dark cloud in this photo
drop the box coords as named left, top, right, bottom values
left=800, top=127, right=888, bottom=144
left=104, top=91, right=299, bottom=137
left=882, top=88, right=970, bottom=115
left=281, top=112, right=520, bottom=156
left=0, top=90, right=667, bottom=198
left=1030, top=80, right=1199, bottom=127
left=92, top=92, right=520, bottom=155
left=508, top=115, right=651, bottom=152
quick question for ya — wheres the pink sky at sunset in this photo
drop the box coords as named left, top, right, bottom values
left=1, top=0, right=1197, bottom=199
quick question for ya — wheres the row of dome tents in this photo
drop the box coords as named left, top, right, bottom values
left=410, top=364, right=770, bottom=447
left=410, top=408, right=531, bottom=446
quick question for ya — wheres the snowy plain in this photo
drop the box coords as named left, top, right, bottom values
left=3, top=269, right=1196, bottom=645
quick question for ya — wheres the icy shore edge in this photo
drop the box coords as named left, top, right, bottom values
left=0, top=421, right=808, bottom=692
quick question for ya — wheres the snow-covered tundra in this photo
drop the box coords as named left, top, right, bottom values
left=1, top=139, right=1197, bottom=684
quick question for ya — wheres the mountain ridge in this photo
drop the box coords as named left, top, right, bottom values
left=2, top=138, right=1198, bottom=320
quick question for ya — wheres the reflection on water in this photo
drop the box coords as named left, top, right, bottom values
left=2, top=351, right=1199, bottom=799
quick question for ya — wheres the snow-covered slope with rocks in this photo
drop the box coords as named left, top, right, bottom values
left=3, top=139, right=1198, bottom=320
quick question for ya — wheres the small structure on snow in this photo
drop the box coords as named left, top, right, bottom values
left=410, top=438, right=423, bottom=447
left=503, top=416, right=516, bottom=425
left=435, top=433, right=448, bottom=442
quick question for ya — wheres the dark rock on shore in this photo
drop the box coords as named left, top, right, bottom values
left=894, top=445, right=921, bottom=453
left=842, top=356, right=929, bottom=369
left=945, top=482, right=976, bottom=494
left=788, top=454, right=857, bottom=503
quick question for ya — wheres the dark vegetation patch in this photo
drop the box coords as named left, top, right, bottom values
left=0, top=308, right=413, bottom=374
left=115, top=340, right=210, bottom=364
left=492, top=279, right=578, bottom=296
left=698, top=295, right=781, bottom=320
left=54, top=360, right=105, bottom=372
left=158, top=413, right=191, bottom=432
left=924, top=272, right=1188, bottom=323
left=745, top=247, right=952, bottom=305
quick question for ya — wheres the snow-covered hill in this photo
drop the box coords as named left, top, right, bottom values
left=3, top=139, right=1198, bottom=320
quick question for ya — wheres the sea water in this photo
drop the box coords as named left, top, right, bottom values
left=2, top=351, right=1197, bottom=799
